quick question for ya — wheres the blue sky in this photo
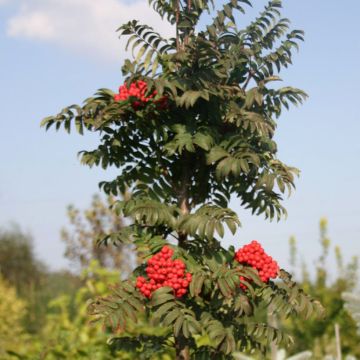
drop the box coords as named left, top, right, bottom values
left=0, top=0, right=359, bottom=277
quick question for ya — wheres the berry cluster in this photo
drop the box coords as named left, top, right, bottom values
left=235, top=240, right=279, bottom=289
left=136, top=246, right=192, bottom=298
left=114, top=80, right=168, bottom=110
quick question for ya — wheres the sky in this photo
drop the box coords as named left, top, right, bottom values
left=0, top=0, right=359, bottom=278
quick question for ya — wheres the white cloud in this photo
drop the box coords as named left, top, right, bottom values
left=6, top=0, right=175, bottom=63
left=8, top=10, right=55, bottom=39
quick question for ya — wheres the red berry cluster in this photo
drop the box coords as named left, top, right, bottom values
left=114, top=80, right=168, bottom=110
left=136, top=246, right=192, bottom=298
left=235, top=240, right=279, bottom=290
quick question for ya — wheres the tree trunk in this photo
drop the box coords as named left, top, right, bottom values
left=175, top=335, right=190, bottom=360
left=177, top=152, right=191, bottom=246
left=175, top=152, right=191, bottom=359
left=176, top=347, right=190, bottom=360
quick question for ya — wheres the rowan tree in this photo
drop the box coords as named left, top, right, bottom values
left=42, top=1, right=324, bottom=358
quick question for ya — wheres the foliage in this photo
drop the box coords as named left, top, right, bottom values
left=25, top=261, right=118, bottom=359
left=17, top=261, right=172, bottom=360
left=283, top=218, right=360, bottom=359
left=0, top=275, right=28, bottom=359
left=61, top=194, right=132, bottom=274
left=0, top=225, right=81, bottom=334
left=42, top=0, right=322, bottom=359
left=0, top=225, right=48, bottom=333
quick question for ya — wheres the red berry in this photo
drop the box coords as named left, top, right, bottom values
left=235, top=240, right=279, bottom=289
left=135, top=246, right=192, bottom=298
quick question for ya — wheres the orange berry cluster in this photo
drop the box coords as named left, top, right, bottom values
left=114, top=80, right=168, bottom=110
left=235, top=240, right=279, bottom=290
left=136, top=246, right=192, bottom=298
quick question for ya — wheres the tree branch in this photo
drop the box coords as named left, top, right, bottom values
left=183, top=0, right=192, bottom=46
left=176, top=0, right=180, bottom=51
left=242, top=68, right=255, bottom=91
left=177, top=152, right=191, bottom=246
left=175, top=333, right=190, bottom=360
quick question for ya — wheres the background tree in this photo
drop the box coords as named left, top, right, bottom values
left=61, top=194, right=132, bottom=274
left=0, top=275, right=28, bottom=359
left=0, top=225, right=80, bottom=333
left=0, top=225, right=45, bottom=292
left=342, top=291, right=360, bottom=335
left=42, top=0, right=323, bottom=358
left=283, top=219, right=360, bottom=359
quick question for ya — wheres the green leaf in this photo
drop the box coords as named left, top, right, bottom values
left=174, top=315, right=184, bottom=337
